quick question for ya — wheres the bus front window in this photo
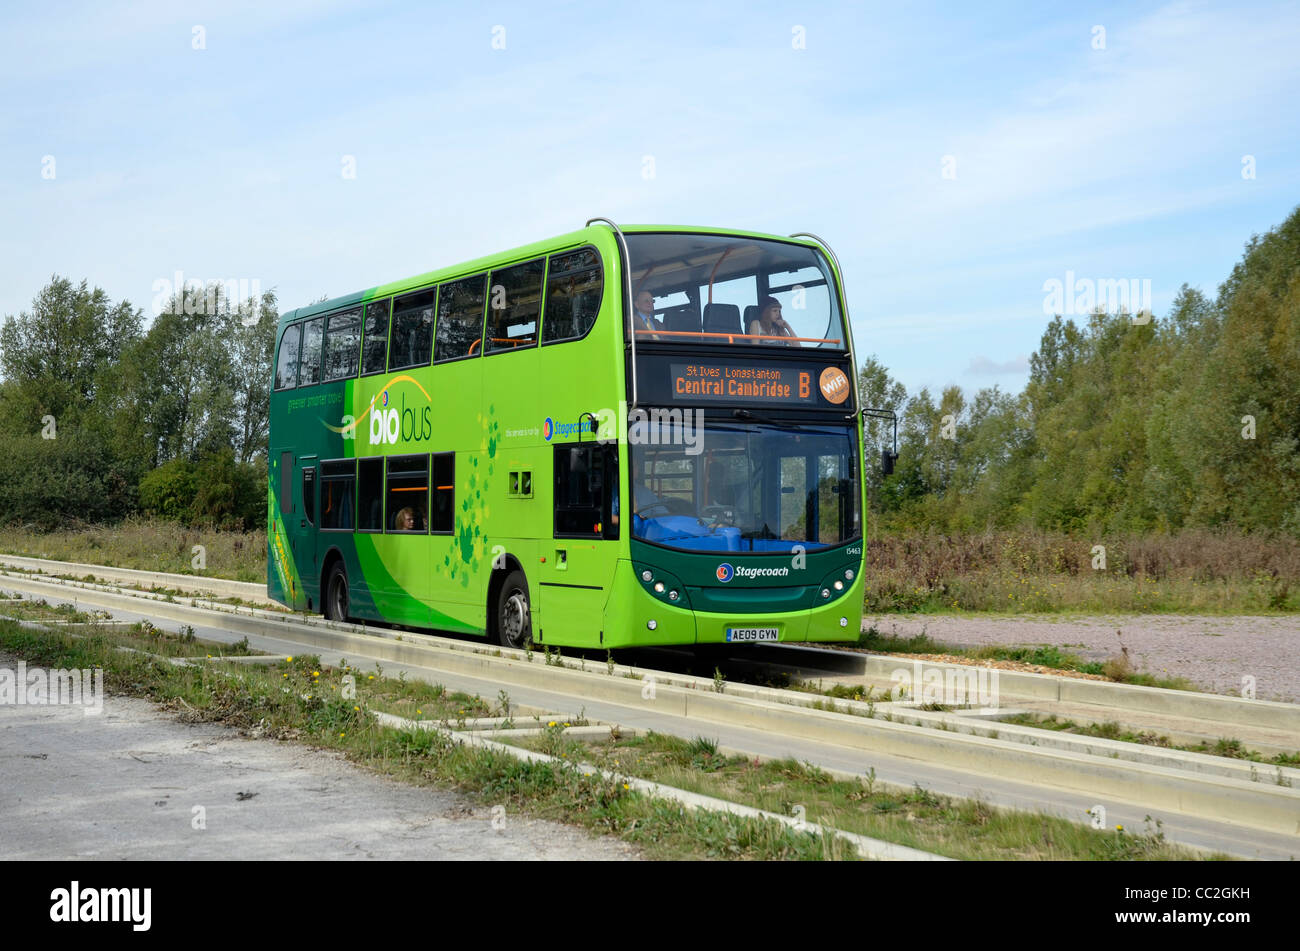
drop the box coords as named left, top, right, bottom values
left=623, top=233, right=846, bottom=349
left=629, top=421, right=860, bottom=553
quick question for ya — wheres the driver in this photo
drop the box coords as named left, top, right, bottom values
left=611, top=457, right=663, bottom=526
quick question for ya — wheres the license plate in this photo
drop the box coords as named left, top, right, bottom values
left=726, top=627, right=779, bottom=643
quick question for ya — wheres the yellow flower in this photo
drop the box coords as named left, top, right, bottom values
left=353, top=706, right=360, bottom=712
left=1116, top=824, right=1124, bottom=831
left=339, top=732, right=346, bottom=738
left=548, top=721, right=556, bottom=727
left=623, top=783, right=629, bottom=789
left=417, top=709, right=422, bottom=715
left=286, top=656, right=293, bottom=662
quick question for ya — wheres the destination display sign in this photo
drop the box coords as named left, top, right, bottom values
left=658, top=359, right=853, bottom=408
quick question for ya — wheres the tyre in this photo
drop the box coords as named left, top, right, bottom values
left=494, top=569, right=532, bottom=649
left=324, top=561, right=350, bottom=622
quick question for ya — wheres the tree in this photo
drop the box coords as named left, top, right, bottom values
left=0, top=276, right=142, bottom=432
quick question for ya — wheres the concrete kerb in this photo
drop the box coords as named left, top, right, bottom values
left=0, top=554, right=272, bottom=606
left=868, top=703, right=1300, bottom=786
left=853, top=654, right=1300, bottom=732
left=369, top=710, right=950, bottom=861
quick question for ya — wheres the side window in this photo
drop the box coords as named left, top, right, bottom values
left=542, top=248, right=603, bottom=342
left=388, top=289, right=435, bottom=370
left=323, top=309, right=361, bottom=381
left=321, top=459, right=356, bottom=530
left=361, top=299, right=390, bottom=376
left=485, top=258, right=545, bottom=353
left=554, top=444, right=611, bottom=538
left=386, top=455, right=428, bottom=533
left=431, top=452, right=454, bottom=534
left=299, top=317, right=324, bottom=386
left=279, top=451, right=294, bottom=514
left=357, top=457, right=384, bottom=532
left=275, top=325, right=301, bottom=390
left=302, top=467, right=316, bottom=526
left=435, top=274, right=487, bottom=361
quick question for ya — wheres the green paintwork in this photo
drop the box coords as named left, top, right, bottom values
left=268, top=223, right=867, bottom=647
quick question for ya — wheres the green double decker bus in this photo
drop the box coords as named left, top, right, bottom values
left=268, top=220, right=866, bottom=650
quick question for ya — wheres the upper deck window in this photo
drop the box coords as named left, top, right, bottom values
left=435, top=274, right=487, bottom=362
left=323, top=308, right=362, bottom=381
left=389, top=290, right=435, bottom=370
left=274, top=324, right=301, bottom=391
left=623, top=233, right=845, bottom=350
left=485, top=258, right=544, bottom=354
left=361, top=299, right=390, bottom=376
left=299, top=317, right=324, bottom=385
left=542, top=247, right=602, bottom=343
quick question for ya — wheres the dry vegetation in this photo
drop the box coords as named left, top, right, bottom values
left=863, top=529, right=1300, bottom=613
left=0, top=518, right=266, bottom=583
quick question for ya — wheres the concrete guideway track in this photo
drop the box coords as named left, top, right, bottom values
left=1, top=568, right=1297, bottom=858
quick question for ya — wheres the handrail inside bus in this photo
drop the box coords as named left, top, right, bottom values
left=467, top=336, right=532, bottom=356
left=633, top=328, right=841, bottom=345
left=706, top=247, right=734, bottom=305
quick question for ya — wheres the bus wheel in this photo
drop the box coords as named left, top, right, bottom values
left=325, top=562, right=350, bottom=622
left=495, top=570, right=532, bottom=649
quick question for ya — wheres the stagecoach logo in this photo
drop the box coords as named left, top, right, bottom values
left=716, top=562, right=791, bottom=582
left=542, top=417, right=589, bottom=441
left=381, top=389, right=389, bottom=407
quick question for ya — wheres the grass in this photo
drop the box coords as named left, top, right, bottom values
left=855, top=625, right=1193, bottom=689
left=0, top=598, right=264, bottom=659
left=501, top=730, right=1220, bottom=861
left=1003, top=713, right=1300, bottom=769
left=0, top=597, right=102, bottom=625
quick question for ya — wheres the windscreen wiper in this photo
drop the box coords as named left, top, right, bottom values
left=732, top=408, right=803, bottom=429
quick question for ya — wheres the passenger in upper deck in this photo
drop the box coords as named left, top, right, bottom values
left=632, top=288, right=664, bottom=339
left=747, top=296, right=798, bottom=346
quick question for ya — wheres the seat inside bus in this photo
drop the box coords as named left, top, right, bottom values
left=702, top=303, right=742, bottom=337
left=661, top=303, right=701, bottom=334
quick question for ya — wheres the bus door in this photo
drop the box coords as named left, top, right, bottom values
left=544, top=442, right=619, bottom=645
left=293, top=456, right=319, bottom=606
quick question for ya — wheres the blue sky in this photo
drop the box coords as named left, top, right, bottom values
left=2, top=0, right=1297, bottom=396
